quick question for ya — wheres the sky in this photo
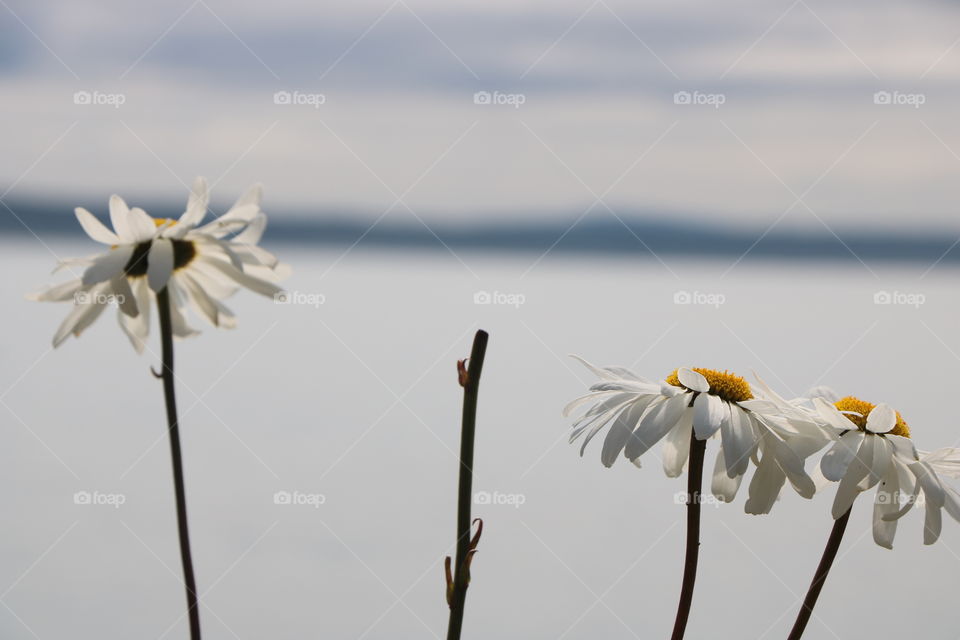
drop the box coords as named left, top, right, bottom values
left=3, top=0, right=960, bottom=232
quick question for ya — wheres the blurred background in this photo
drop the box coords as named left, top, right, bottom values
left=2, top=0, right=960, bottom=638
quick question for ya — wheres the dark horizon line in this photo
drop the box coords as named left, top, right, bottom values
left=2, top=198, right=959, bottom=263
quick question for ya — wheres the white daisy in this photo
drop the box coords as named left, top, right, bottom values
left=121, top=177, right=286, bottom=352
left=29, top=194, right=158, bottom=347
left=30, top=178, right=285, bottom=351
left=565, top=359, right=827, bottom=504
left=813, top=396, right=960, bottom=548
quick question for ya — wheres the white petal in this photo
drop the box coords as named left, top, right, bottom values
left=921, top=447, right=960, bottom=478
left=768, top=434, right=816, bottom=498
left=111, top=276, right=138, bottom=317
left=677, top=368, right=709, bottom=392
left=119, top=277, right=151, bottom=353
left=179, top=176, right=209, bottom=228
left=745, top=445, right=787, bottom=514
left=75, top=207, right=120, bottom=244
left=693, top=393, right=724, bottom=440
left=821, top=430, right=866, bottom=482
left=600, top=400, right=646, bottom=467
left=887, top=435, right=918, bottom=464
left=81, top=246, right=134, bottom=286
left=127, top=207, right=158, bottom=242
left=721, top=406, right=755, bottom=478
left=198, top=256, right=283, bottom=297
left=662, top=413, right=693, bottom=478
left=873, top=463, right=900, bottom=549
left=866, top=403, right=896, bottom=434
left=147, top=239, right=174, bottom=292
left=28, top=279, right=83, bottom=302
left=712, top=448, right=745, bottom=502
left=831, top=436, right=872, bottom=519
left=233, top=212, right=267, bottom=245
left=625, top=395, right=687, bottom=461
left=109, top=195, right=133, bottom=242
left=924, top=502, right=943, bottom=545
left=859, top=436, right=891, bottom=491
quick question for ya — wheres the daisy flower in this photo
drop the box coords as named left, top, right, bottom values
left=30, top=178, right=285, bottom=351
left=814, top=396, right=960, bottom=548
left=565, top=358, right=827, bottom=504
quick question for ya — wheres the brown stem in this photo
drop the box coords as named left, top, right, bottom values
left=787, top=507, right=852, bottom=640
left=446, top=330, right=489, bottom=640
left=670, top=431, right=706, bottom=640
left=157, top=288, right=202, bottom=640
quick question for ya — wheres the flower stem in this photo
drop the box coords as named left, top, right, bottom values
left=787, top=506, right=852, bottom=640
left=157, top=288, right=202, bottom=640
left=446, top=330, right=489, bottom=640
left=670, top=431, right=706, bottom=640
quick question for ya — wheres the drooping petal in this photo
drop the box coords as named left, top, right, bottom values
left=858, top=435, right=891, bottom=491
left=111, top=276, right=138, bottom=317
left=721, top=405, right=755, bottom=478
left=711, top=448, right=744, bottom=502
left=924, top=502, right=943, bottom=545
left=745, top=442, right=788, bottom=514
left=147, top=239, right=174, bottom=292
left=118, top=277, right=152, bottom=353
left=81, top=246, right=134, bottom=286
left=921, top=448, right=960, bottom=478
left=693, top=393, right=725, bottom=440
left=821, top=430, right=866, bottom=482
left=600, top=400, right=647, bottom=467
left=873, top=462, right=900, bottom=549
left=625, top=394, right=687, bottom=461
left=662, top=412, right=693, bottom=478
left=198, top=256, right=282, bottom=298
left=28, top=279, right=84, bottom=302
left=831, top=436, right=872, bottom=519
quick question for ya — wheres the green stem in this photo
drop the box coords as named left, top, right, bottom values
left=446, top=330, right=489, bottom=640
left=670, top=431, right=706, bottom=640
left=157, top=288, right=202, bottom=640
left=787, top=506, right=852, bottom=640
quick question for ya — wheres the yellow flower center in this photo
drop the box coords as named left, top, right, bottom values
left=153, top=218, right=176, bottom=227
left=833, top=396, right=910, bottom=438
left=666, top=367, right=754, bottom=403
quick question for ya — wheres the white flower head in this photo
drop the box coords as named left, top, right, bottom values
left=30, top=178, right=287, bottom=351
left=813, top=396, right=960, bottom=548
left=565, top=358, right=829, bottom=507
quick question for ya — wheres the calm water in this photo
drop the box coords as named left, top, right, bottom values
left=3, top=240, right=959, bottom=639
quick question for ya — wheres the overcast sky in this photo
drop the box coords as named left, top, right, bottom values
left=3, top=0, right=960, bottom=231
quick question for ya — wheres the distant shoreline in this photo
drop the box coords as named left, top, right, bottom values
left=3, top=200, right=958, bottom=263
